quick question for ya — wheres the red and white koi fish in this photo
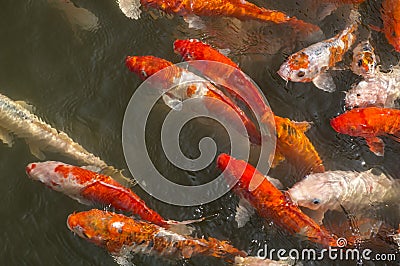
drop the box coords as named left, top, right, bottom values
left=118, top=0, right=320, bottom=36
left=67, top=209, right=247, bottom=263
left=26, top=161, right=196, bottom=231
left=173, top=39, right=272, bottom=116
left=287, top=170, right=398, bottom=224
left=126, top=55, right=262, bottom=145
left=278, top=10, right=359, bottom=92
left=217, top=153, right=339, bottom=247
left=174, top=39, right=325, bottom=175
left=330, top=107, right=400, bottom=156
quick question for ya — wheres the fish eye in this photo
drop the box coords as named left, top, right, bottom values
left=312, top=198, right=320, bottom=205
left=392, top=31, right=396, bottom=37
left=357, top=59, right=363, bottom=67
left=296, top=71, right=305, bottom=77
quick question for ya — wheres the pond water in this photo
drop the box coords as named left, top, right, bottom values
left=0, top=0, right=399, bottom=265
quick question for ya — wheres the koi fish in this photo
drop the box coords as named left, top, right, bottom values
left=174, top=39, right=324, bottom=175
left=26, top=161, right=196, bottom=231
left=173, top=38, right=271, bottom=116
left=48, top=0, right=99, bottom=31
left=217, top=153, right=338, bottom=247
left=120, top=0, right=320, bottom=36
left=67, top=209, right=247, bottom=263
left=330, top=107, right=400, bottom=156
left=0, top=93, right=106, bottom=167
left=270, top=115, right=325, bottom=175
left=350, top=40, right=378, bottom=78
left=287, top=170, right=398, bottom=224
left=345, top=66, right=400, bottom=108
left=278, top=9, right=359, bottom=92
left=381, top=0, right=400, bottom=52
left=126, top=55, right=262, bottom=145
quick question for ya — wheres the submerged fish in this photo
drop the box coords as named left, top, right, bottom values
left=174, top=39, right=324, bottom=175
left=287, top=170, right=398, bottom=223
left=126, top=55, right=262, bottom=145
left=271, top=115, right=325, bottom=175
left=346, top=66, right=400, bottom=109
left=67, top=209, right=247, bottom=262
left=119, top=0, right=320, bottom=35
left=217, top=153, right=338, bottom=247
left=48, top=0, right=99, bottom=31
left=0, top=93, right=106, bottom=167
left=26, top=161, right=195, bottom=231
left=278, top=10, right=359, bottom=92
left=381, top=0, right=400, bottom=52
left=330, top=107, right=400, bottom=156
left=350, top=40, right=378, bottom=78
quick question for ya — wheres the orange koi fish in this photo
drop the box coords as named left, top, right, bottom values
left=125, top=0, right=321, bottom=35
left=271, top=115, right=325, bottom=175
left=67, top=209, right=247, bottom=262
left=217, top=153, right=338, bottom=247
left=26, top=161, right=194, bottom=229
left=278, top=9, right=359, bottom=92
left=173, top=39, right=271, bottom=116
left=381, top=0, right=400, bottom=52
left=174, top=39, right=324, bottom=175
left=330, top=107, right=400, bottom=156
left=126, top=55, right=262, bottom=145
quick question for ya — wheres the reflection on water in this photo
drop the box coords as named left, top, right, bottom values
left=0, top=0, right=399, bottom=265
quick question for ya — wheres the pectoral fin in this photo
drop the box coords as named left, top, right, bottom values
left=235, top=198, right=255, bottom=228
left=312, top=72, right=336, bottom=92
left=0, top=127, right=13, bottom=147
left=27, top=142, right=46, bottom=160
left=100, top=166, right=137, bottom=187
left=386, top=133, right=400, bottom=143
left=365, top=137, right=384, bottom=156
left=16, top=101, right=35, bottom=112
left=292, top=120, right=312, bottom=132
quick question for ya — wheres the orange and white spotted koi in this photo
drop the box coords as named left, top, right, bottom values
left=278, top=9, right=359, bottom=92
left=350, top=40, right=378, bottom=78
left=67, top=209, right=247, bottom=263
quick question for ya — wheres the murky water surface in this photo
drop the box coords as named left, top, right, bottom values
left=0, top=0, right=399, bottom=265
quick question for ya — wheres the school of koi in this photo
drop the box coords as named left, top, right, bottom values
left=1, top=0, right=400, bottom=265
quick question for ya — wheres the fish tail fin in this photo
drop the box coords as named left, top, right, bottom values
left=166, top=217, right=206, bottom=235
left=117, top=0, right=142, bottom=19
left=234, top=255, right=295, bottom=265
left=99, top=166, right=137, bottom=187
left=289, top=18, right=324, bottom=41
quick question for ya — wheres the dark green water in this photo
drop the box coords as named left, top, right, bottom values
left=0, top=0, right=399, bottom=265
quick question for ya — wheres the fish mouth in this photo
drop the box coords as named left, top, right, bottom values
left=26, top=163, right=37, bottom=175
left=329, top=117, right=339, bottom=132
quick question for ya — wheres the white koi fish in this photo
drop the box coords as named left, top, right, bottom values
left=287, top=170, right=399, bottom=224
left=346, top=65, right=400, bottom=108
left=278, top=10, right=359, bottom=92
left=0, top=92, right=133, bottom=184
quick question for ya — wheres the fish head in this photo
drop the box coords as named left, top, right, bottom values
left=26, top=161, right=89, bottom=196
left=287, top=173, right=340, bottom=211
left=67, top=209, right=110, bottom=247
left=345, top=81, right=386, bottom=108
left=125, top=55, right=174, bottom=80
left=330, top=109, right=373, bottom=137
left=278, top=52, right=314, bottom=83
left=351, top=41, right=377, bottom=77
